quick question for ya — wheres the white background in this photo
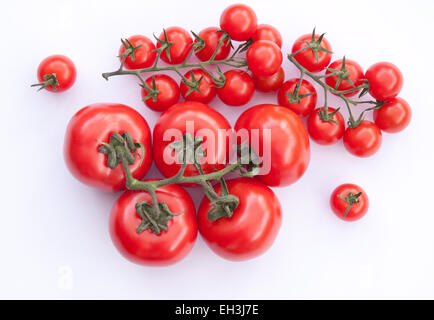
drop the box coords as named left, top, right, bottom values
left=1, top=0, right=433, bottom=299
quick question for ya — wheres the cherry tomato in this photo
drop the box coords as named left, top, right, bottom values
left=253, top=67, right=284, bottom=92
left=291, top=33, right=332, bottom=72
left=246, top=40, right=282, bottom=77
left=195, top=27, right=231, bottom=61
left=157, top=27, right=193, bottom=64
left=307, top=107, right=345, bottom=145
left=217, top=70, right=254, bottom=106
left=343, top=120, right=382, bottom=157
left=180, top=68, right=217, bottom=104
left=325, top=59, right=364, bottom=97
left=110, top=181, right=197, bottom=266
left=35, top=55, right=76, bottom=92
left=277, top=78, right=317, bottom=117
left=141, top=74, right=180, bottom=112
left=373, top=97, right=411, bottom=133
left=235, top=104, right=310, bottom=187
left=365, top=62, right=403, bottom=101
left=253, top=24, right=282, bottom=48
left=330, top=184, right=369, bottom=222
left=64, top=103, right=152, bottom=192
left=118, top=35, right=157, bottom=70
left=198, top=178, right=281, bottom=261
left=220, top=4, right=257, bottom=41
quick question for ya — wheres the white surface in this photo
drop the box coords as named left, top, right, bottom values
left=1, top=0, right=433, bottom=299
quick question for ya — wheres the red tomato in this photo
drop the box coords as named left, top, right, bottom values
left=365, top=62, right=403, bottom=101
left=277, top=78, right=317, bottom=117
left=110, top=181, right=197, bottom=266
left=343, top=120, right=382, bottom=157
left=217, top=70, right=254, bottom=106
left=253, top=24, right=282, bottom=48
left=157, top=27, right=193, bottom=64
left=180, top=68, right=217, bottom=104
left=118, top=35, right=157, bottom=69
left=64, top=103, right=152, bottom=192
left=253, top=67, right=284, bottom=92
left=291, top=33, right=332, bottom=72
left=198, top=178, right=281, bottom=261
left=373, top=97, right=411, bottom=133
left=246, top=40, right=282, bottom=77
left=141, top=74, right=180, bottom=112
left=330, top=183, right=369, bottom=222
left=325, top=59, right=364, bottom=97
left=35, top=55, right=76, bottom=92
left=220, top=4, right=257, bottom=41
left=194, top=27, right=231, bottom=61
left=235, top=104, right=310, bottom=187
left=307, top=107, right=345, bottom=145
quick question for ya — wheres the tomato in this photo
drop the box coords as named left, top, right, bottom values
left=365, top=62, right=403, bottom=101
left=118, top=35, right=157, bottom=70
left=253, top=67, right=284, bottom=92
left=34, top=55, right=76, bottom=92
left=343, top=120, right=382, bottom=157
left=110, top=181, right=197, bottom=266
left=373, top=97, right=411, bottom=133
left=246, top=40, right=282, bottom=77
left=277, top=78, right=317, bottom=117
left=235, top=104, right=310, bottom=187
left=307, top=107, right=345, bottom=145
left=198, top=178, right=281, bottom=261
left=330, top=183, right=369, bottom=222
left=64, top=103, right=152, bottom=192
left=253, top=24, right=282, bottom=48
left=291, top=33, right=332, bottom=72
left=194, top=27, right=231, bottom=61
left=325, top=58, right=364, bottom=97
left=141, top=74, right=180, bottom=112
left=217, top=70, right=254, bottom=106
left=220, top=4, right=257, bottom=41
left=157, top=27, right=193, bottom=64
left=180, top=68, right=217, bottom=104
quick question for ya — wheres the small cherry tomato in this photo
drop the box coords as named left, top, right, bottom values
left=343, top=120, right=382, bottom=157
left=253, top=24, right=282, bottom=48
left=325, top=58, right=364, bottom=97
left=141, top=74, right=180, bottom=112
left=365, top=62, right=403, bottom=101
left=157, top=27, right=193, bottom=64
left=217, top=70, right=254, bottom=106
left=220, top=4, right=257, bottom=41
left=307, top=107, right=345, bottom=145
left=330, top=183, right=369, bottom=222
left=277, top=78, right=317, bottom=117
left=33, top=55, right=76, bottom=92
left=246, top=40, right=282, bottom=77
left=180, top=68, right=217, bottom=104
left=373, top=97, right=411, bottom=133
left=118, top=35, right=157, bottom=70
left=291, top=33, right=332, bottom=72
left=253, top=67, right=284, bottom=92
left=194, top=27, right=231, bottom=62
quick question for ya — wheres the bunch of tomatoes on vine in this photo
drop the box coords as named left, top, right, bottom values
left=32, top=3, right=411, bottom=266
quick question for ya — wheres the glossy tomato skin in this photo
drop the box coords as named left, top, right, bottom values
left=307, top=107, right=345, bottom=145
left=118, top=35, right=157, bottom=69
left=373, top=97, right=411, bottom=133
left=217, top=70, right=254, bottom=106
left=343, top=120, right=382, bottom=157
left=141, top=74, right=180, bottom=112
left=253, top=24, right=282, bottom=48
left=235, top=104, right=310, bottom=187
left=365, top=62, right=403, bottom=101
left=246, top=40, right=282, bottom=77
left=64, top=103, right=152, bottom=192
left=291, top=34, right=332, bottom=72
left=37, top=55, right=76, bottom=92
left=277, top=79, right=317, bottom=117
left=253, top=67, right=284, bottom=92
left=195, top=27, right=231, bottom=61
left=198, top=178, right=281, bottom=261
left=330, top=184, right=369, bottom=222
left=157, top=27, right=193, bottom=64
left=180, top=68, right=217, bottom=104
left=325, top=59, right=364, bottom=97
left=110, top=181, right=197, bottom=266
left=220, top=4, right=257, bottom=41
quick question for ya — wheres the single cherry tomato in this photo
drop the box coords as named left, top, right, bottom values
left=64, top=103, right=152, bottom=192
left=33, top=55, right=76, bottom=92
left=194, top=27, right=231, bottom=62
left=220, top=4, right=257, bottom=41
left=253, top=24, right=282, bottom=48
left=253, top=67, right=284, bottom=92
left=307, top=107, right=345, bottom=145
left=198, top=178, right=281, bottom=261
left=235, top=104, right=310, bottom=187
left=330, top=184, right=369, bottom=222
left=110, top=181, right=197, bottom=266
left=217, top=70, right=254, bottom=106
left=343, top=120, right=382, bottom=157
left=291, top=33, right=332, bottom=72
left=141, top=74, right=180, bottom=112
left=246, top=40, right=282, bottom=77
left=118, top=35, right=157, bottom=70
left=157, top=27, right=193, bottom=64
left=373, top=97, right=411, bottom=133
left=365, top=62, right=403, bottom=101
left=277, top=78, right=317, bottom=117
left=180, top=68, right=217, bottom=104
left=325, top=58, right=364, bottom=97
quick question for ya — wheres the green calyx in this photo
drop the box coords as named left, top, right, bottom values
left=154, top=29, right=173, bottom=62
left=318, top=107, right=340, bottom=126
left=326, top=56, right=355, bottom=90
left=141, top=75, right=160, bottom=102
left=31, top=73, right=59, bottom=91
left=303, top=28, right=333, bottom=63
left=135, top=201, right=182, bottom=235
left=338, top=192, right=362, bottom=217
left=207, top=178, right=239, bottom=221
left=98, top=132, right=144, bottom=169
left=119, top=38, right=143, bottom=62
left=182, top=70, right=204, bottom=96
